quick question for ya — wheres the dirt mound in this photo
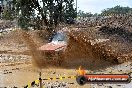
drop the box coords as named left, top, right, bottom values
left=28, top=30, right=49, bottom=46
left=99, top=26, right=132, bottom=41
left=98, top=26, right=132, bottom=63
left=0, top=29, right=50, bottom=68
left=78, top=14, right=132, bottom=31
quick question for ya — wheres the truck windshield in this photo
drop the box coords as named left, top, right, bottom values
left=52, top=32, right=66, bottom=42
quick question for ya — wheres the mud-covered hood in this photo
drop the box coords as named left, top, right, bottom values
left=38, top=42, right=66, bottom=52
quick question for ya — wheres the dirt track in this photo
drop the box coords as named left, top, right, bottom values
left=0, top=28, right=131, bottom=88
left=0, top=53, right=131, bottom=88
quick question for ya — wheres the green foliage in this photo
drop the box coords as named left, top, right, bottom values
left=64, top=0, right=77, bottom=20
left=77, top=10, right=93, bottom=18
left=2, top=9, right=13, bottom=20
left=2, top=1, right=15, bottom=20
left=12, top=0, right=76, bottom=30
left=78, top=6, right=132, bottom=18
left=101, top=5, right=132, bottom=15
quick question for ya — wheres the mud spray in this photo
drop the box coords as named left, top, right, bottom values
left=17, top=30, right=114, bottom=69
left=19, top=29, right=48, bottom=71
left=63, top=30, right=114, bottom=69
left=15, top=27, right=132, bottom=70
left=63, top=27, right=132, bottom=69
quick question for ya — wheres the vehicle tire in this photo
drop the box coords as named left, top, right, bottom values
left=76, top=76, right=87, bottom=85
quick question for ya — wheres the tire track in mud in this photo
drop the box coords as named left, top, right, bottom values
left=0, top=50, right=30, bottom=55
left=0, top=53, right=32, bottom=74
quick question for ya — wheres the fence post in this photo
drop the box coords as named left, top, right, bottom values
left=39, top=72, right=43, bottom=88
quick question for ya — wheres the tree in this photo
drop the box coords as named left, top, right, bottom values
left=101, top=5, right=132, bottom=16
left=93, top=13, right=98, bottom=17
left=2, top=0, right=15, bottom=20
left=77, top=10, right=93, bottom=18
left=12, top=0, right=76, bottom=30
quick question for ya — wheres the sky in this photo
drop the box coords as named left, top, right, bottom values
left=76, top=0, right=132, bottom=14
